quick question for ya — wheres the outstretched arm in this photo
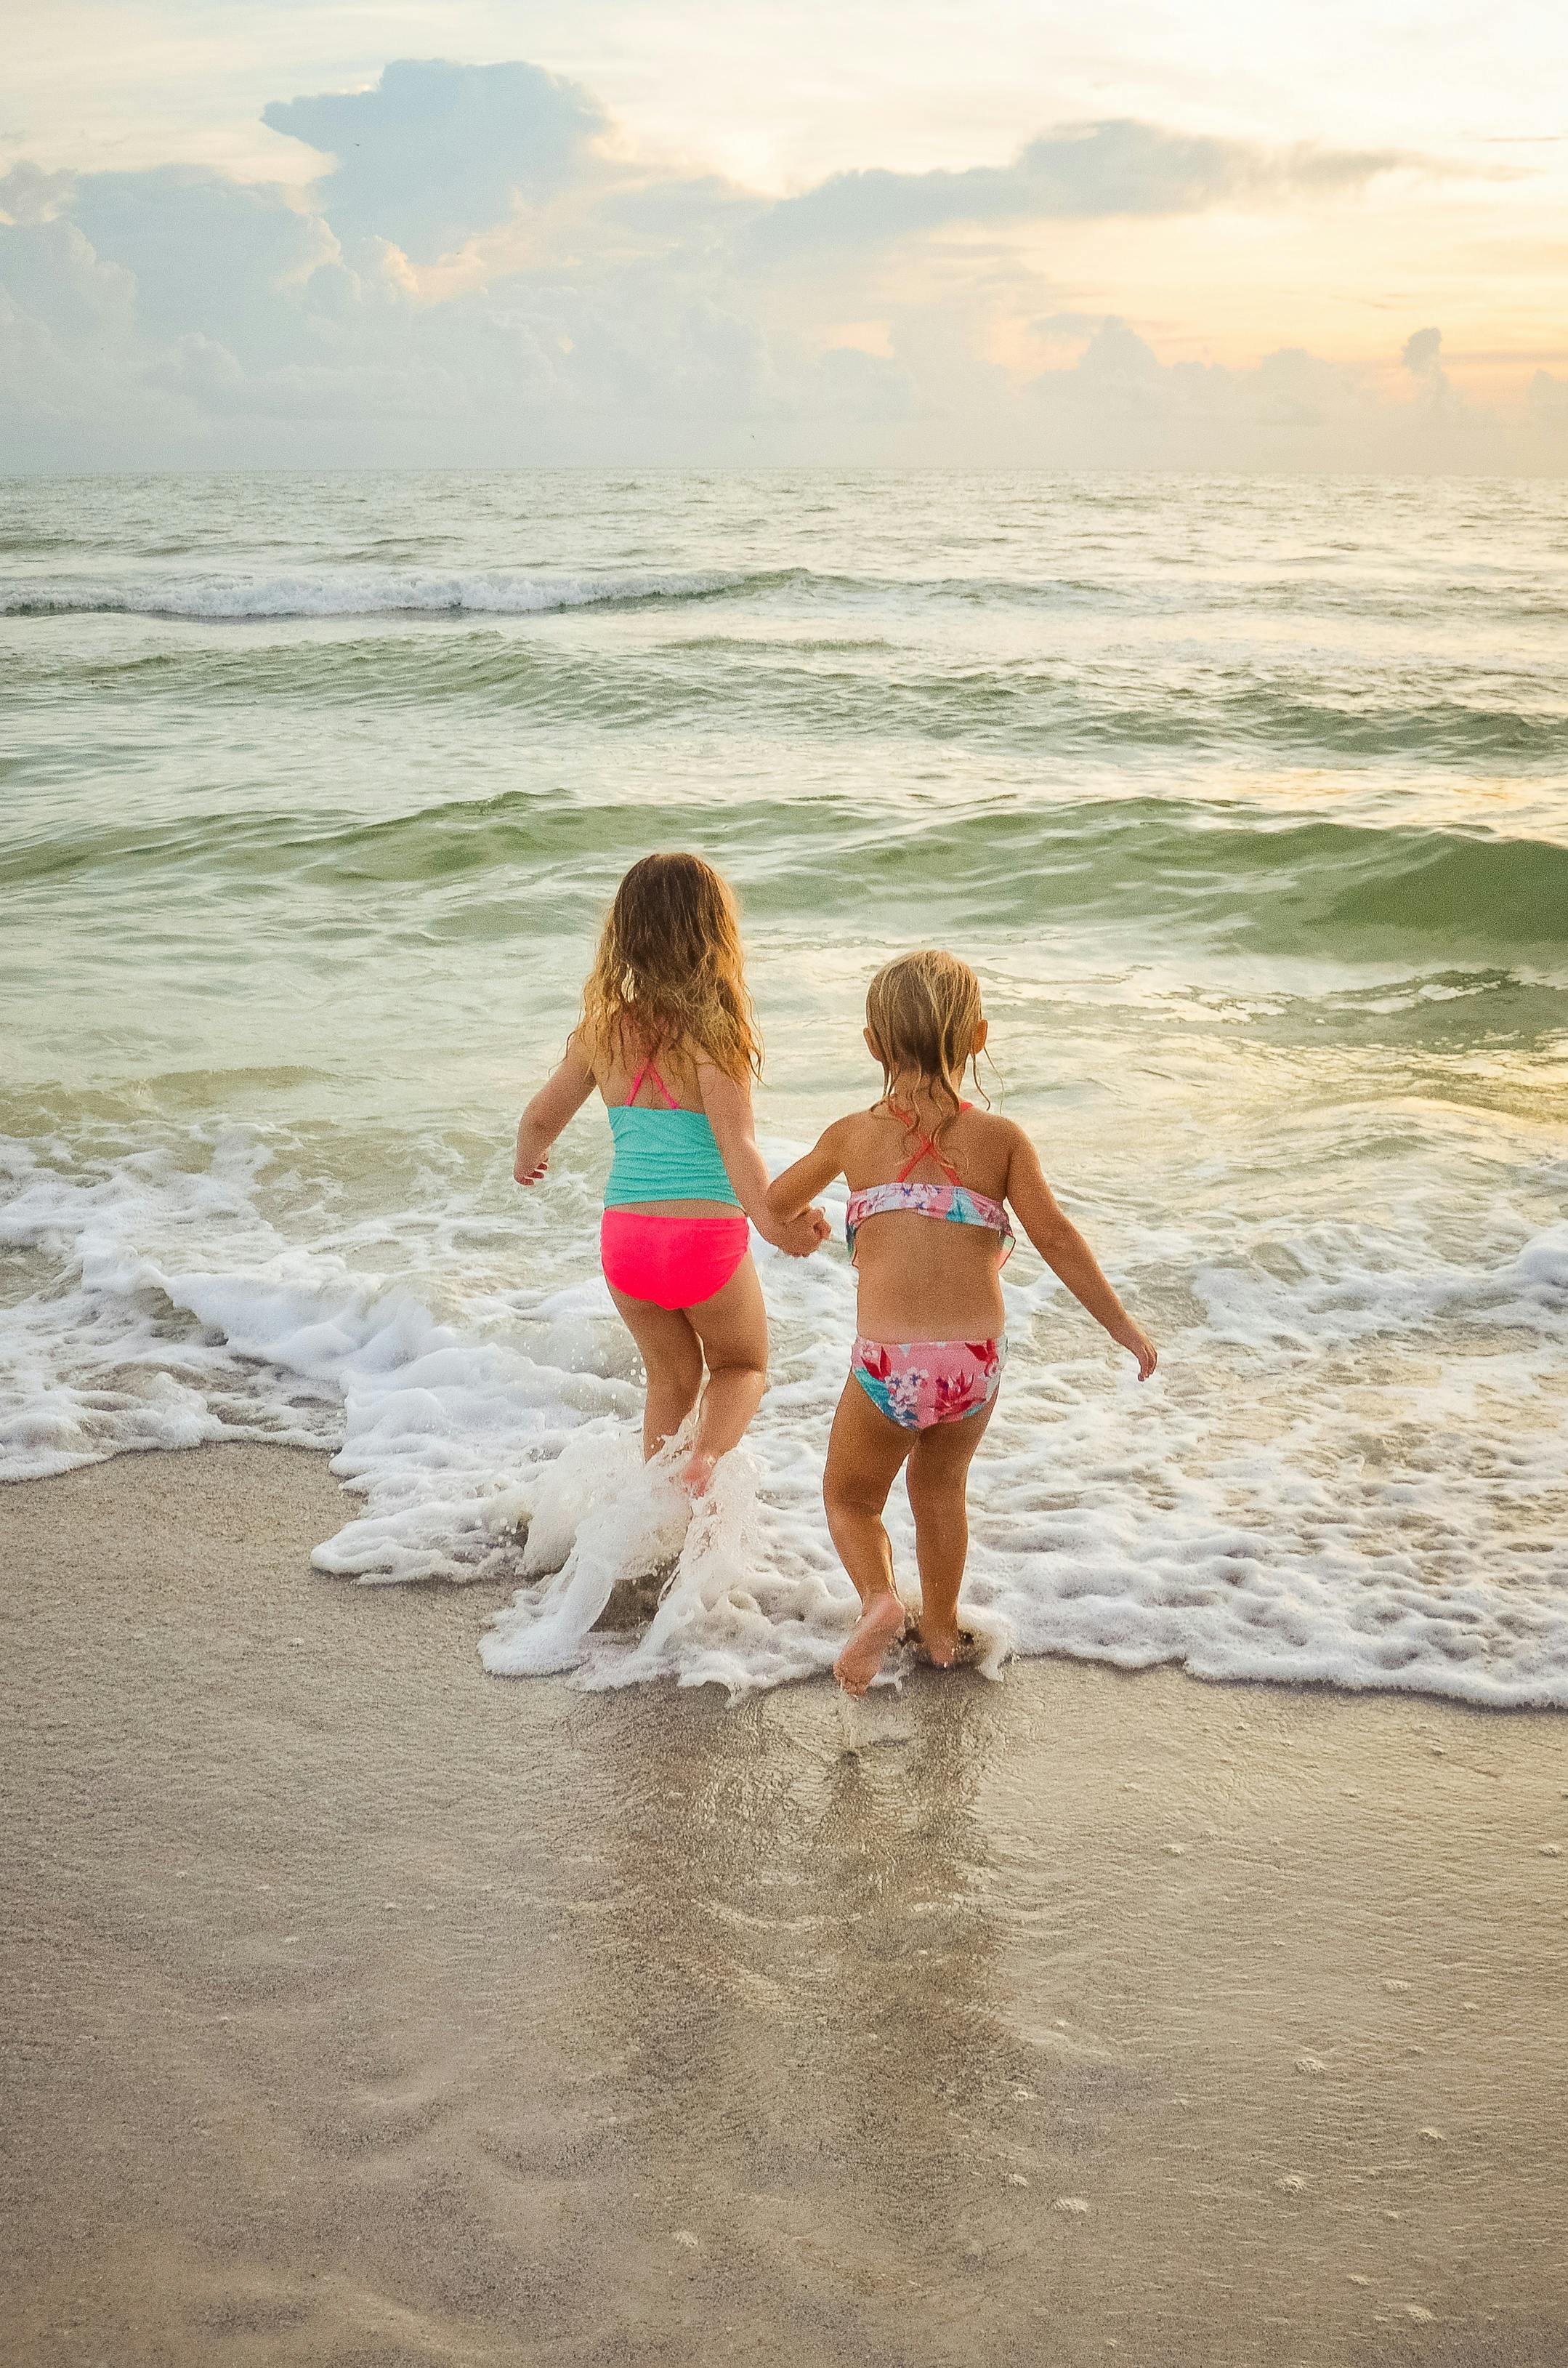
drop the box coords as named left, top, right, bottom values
left=700, top=1067, right=831, bottom=1256
left=766, top=1123, right=849, bottom=1225
left=514, top=1034, right=597, bottom=1183
left=1004, top=1127, right=1157, bottom=1378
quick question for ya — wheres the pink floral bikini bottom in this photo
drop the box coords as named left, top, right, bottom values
left=849, top=1334, right=1006, bottom=1432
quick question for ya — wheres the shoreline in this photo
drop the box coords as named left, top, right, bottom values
left=4, top=1442, right=1567, bottom=2367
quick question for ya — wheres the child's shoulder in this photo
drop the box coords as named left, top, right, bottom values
left=823, top=1103, right=1022, bottom=1142
left=949, top=1104, right=1022, bottom=1188
left=817, top=1106, right=884, bottom=1148
left=963, top=1105, right=1027, bottom=1151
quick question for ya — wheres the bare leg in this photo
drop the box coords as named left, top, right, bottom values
left=682, top=1254, right=768, bottom=1492
left=822, top=1377, right=915, bottom=1694
left=606, top=1287, right=704, bottom=1460
left=905, top=1397, right=996, bottom=1666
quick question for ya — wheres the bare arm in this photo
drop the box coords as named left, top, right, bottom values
left=514, top=1034, right=597, bottom=1184
left=1005, top=1127, right=1157, bottom=1379
left=700, top=1066, right=830, bottom=1256
left=765, top=1122, right=851, bottom=1225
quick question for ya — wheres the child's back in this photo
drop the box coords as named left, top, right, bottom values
left=832, top=1098, right=1016, bottom=1347
left=512, top=852, right=827, bottom=1500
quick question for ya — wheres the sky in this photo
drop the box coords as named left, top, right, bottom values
left=3, top=0, right=1567, bottom=470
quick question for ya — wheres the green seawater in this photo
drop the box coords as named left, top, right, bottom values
left=3, top=471, right=1565, bottom=1699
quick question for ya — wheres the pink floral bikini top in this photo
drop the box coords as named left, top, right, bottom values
left=844, top=1103, right=1015, bottom=1268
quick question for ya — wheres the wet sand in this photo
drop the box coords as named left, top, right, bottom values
left=3, top=1446, right=1567, bottom=2368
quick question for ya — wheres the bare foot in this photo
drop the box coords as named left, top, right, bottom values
left=916, top=1618, right=961, bottom=1669
left=680, top=1448, right=718, bottom=1497
left=833, top=1592, right=907, bottom=1696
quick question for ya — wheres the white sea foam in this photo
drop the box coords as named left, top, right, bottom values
left=0, top=567, right=743, bottom=621
left=0, top=1130, right=631, bottom=1579
left=4, top=1129, right=1566, bottom=1707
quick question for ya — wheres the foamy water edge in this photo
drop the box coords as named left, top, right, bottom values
left=5, top=1129, right=1566, bottom=1708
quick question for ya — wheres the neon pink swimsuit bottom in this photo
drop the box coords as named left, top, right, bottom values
left=601, top=1209, right=751, bottom=1311
left=850, top=1334, right=1006, bottom=1430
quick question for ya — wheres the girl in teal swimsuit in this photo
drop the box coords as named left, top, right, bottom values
left=514, top=854, right=828, bottom=1494
left=767, top=949, right=1157, bottom=1694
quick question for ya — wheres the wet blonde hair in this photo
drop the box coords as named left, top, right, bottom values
left=865, top=949, right=985, bottom=1145
left=580, top=852, right=761, bottom=1083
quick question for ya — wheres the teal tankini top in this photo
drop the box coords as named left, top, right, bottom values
left=603, top=1060, right=740, bottom=1209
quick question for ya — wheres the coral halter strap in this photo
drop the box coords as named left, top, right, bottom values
left=888, top=1100, right=971, bottom=1185
left=842, top=1098, right=1014, bottom=1268
left=625, top=1058, right=679, bottom=1110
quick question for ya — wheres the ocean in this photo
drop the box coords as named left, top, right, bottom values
left=3, top=470, right=1566, bottom=1702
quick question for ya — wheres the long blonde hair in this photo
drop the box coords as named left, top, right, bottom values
left=580, top=853, right=761, bottom=1082
left=865, top=949, right=985, bottom=1146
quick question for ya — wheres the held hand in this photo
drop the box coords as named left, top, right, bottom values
left=513, top=1152, right=549, bottom=1185
left=1110, top=1316, right=1157, bottom=1380
left=769, top=1205, right=830, bottom=1258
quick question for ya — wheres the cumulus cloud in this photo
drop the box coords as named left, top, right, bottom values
left=0, top=56, right=1560, bottom=469
left=68, top=168, right=339, bottom=347
left=0, top=215, right=140, bottom=440
left=1398, top=323, right=1475, bottom=430
left=1025, top=318, right=1378, bottom=454
left=0, top=163, right=77, bottom=225
left=1402, top=325, right=1444, bottom=376
left=999, top=313, right=1555, bottom=469
left=263, top=57, right=608, bottom=264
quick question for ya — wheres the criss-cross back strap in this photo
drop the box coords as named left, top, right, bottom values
left=626, top=1058, right=678, bottom=1110
left=889, top=1100, right=971, bottom=1187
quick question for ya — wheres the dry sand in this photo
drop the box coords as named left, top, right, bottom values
left=3, top=1443, right=1567, bottom=2368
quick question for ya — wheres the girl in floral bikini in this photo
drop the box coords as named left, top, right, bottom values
left=767, top=949, right=1157, bottom=1694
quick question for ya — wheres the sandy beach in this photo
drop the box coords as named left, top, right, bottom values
left=3, top=1445, right=1565, bottom=2367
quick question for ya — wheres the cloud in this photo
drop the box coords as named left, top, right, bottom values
left=0, top=163, right=76, bottom=225
left=1038, top=318, right=1371, bottom=435
left=1009, top=315, right=1531, bottom=466
left=263, top=58, right=608, bottom=263
left=1402, top=325, right=1444, bottom=375
left=1399, top=323, right=1474, bottom=428
left=748, top=118, right=1409, bottom=257
left=0, top=57, right=1560, bottom=470
left=68, top=168, right=338, bottom=347
left=0, top=214, right=134, bottom=343
left=0, top=151, right=916, bottom=464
